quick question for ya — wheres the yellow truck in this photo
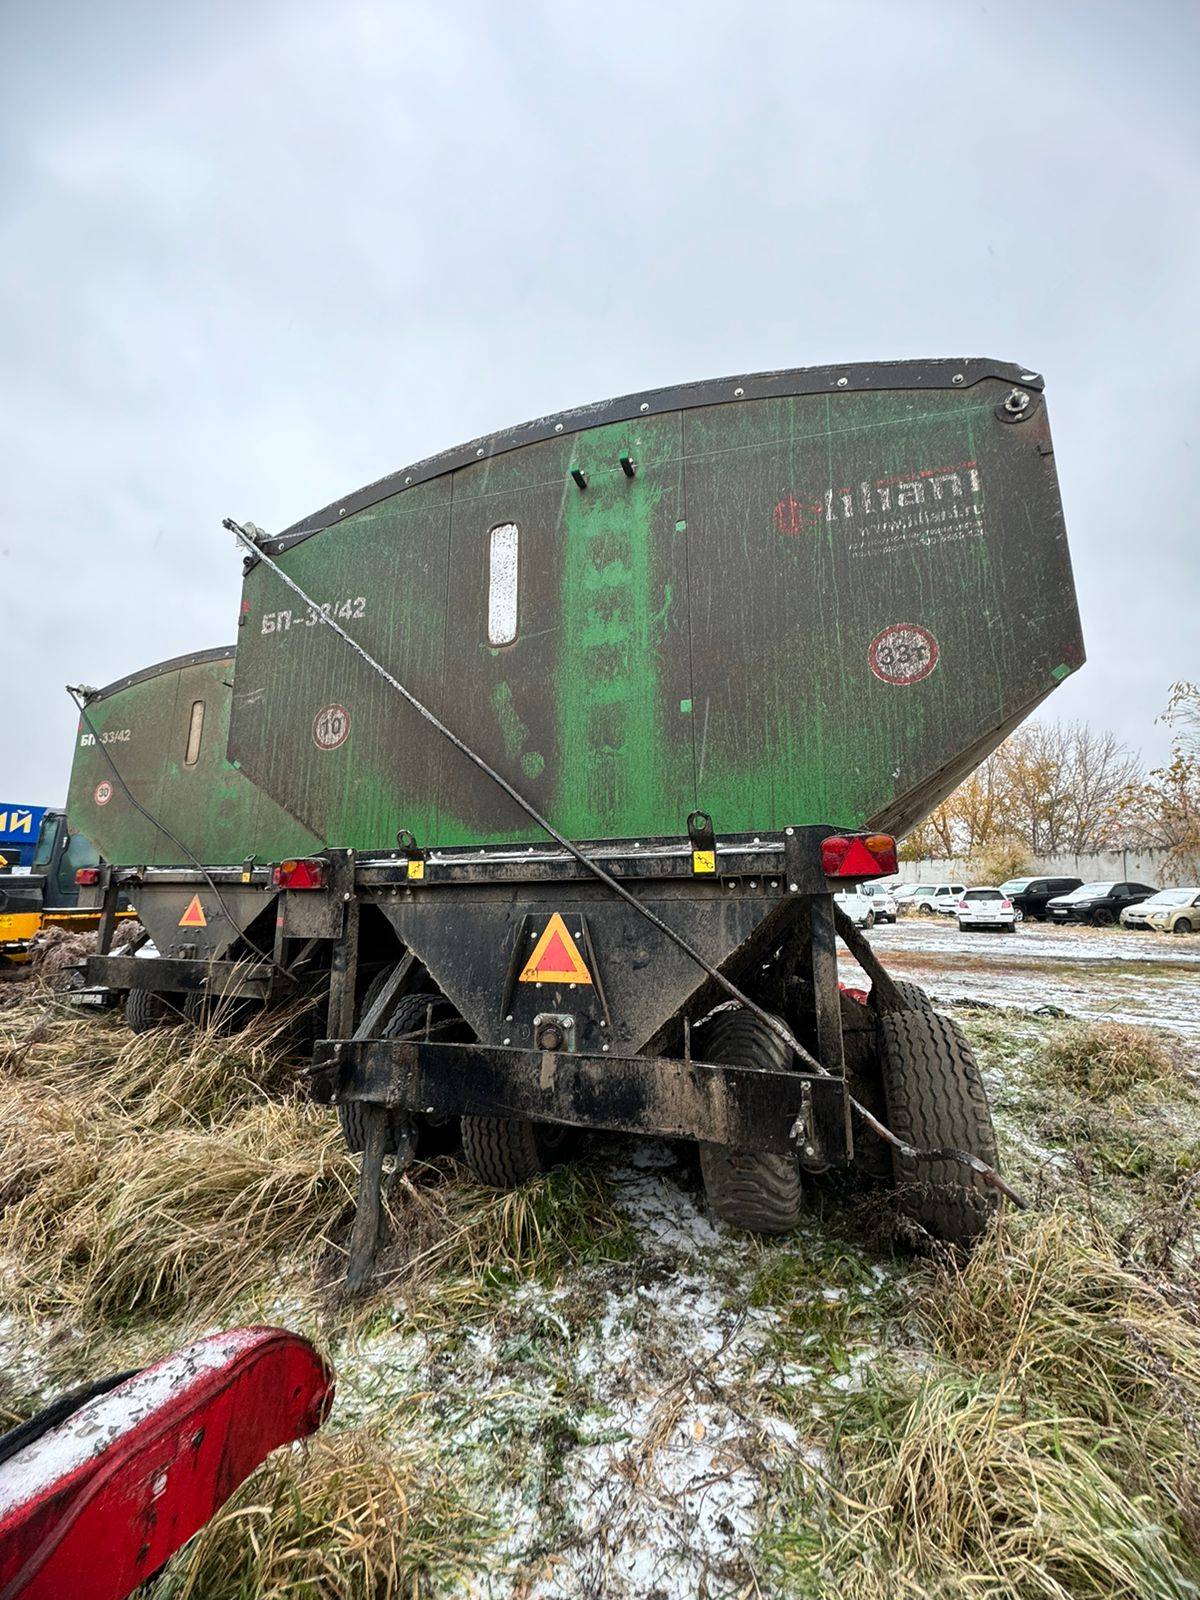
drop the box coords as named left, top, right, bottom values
left=0, top=807, right=127, bottom=964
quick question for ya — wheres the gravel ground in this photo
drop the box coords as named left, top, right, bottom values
left=851, top=915, right=1200, bottom=1035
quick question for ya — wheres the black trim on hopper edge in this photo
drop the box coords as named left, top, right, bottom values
left=249, top=357, right=1043, bottom=565
left=87, top=646, right=238, bottom=704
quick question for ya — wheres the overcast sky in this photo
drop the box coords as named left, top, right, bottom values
left=2, top=0, right=1197, bottom=804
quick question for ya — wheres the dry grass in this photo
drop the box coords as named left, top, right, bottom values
left=2, top=1097, right=354, bottom=1324
left=766, top=1211, right=1200, bottom=1598
left=0, top=992, right=351, bottom=1332
left=151, top=1424, right=499, bottom=1600
left=0, top=989, right=631, bottom=1345
left=1043, top=1020, right=1189, bottom=1099
left=1, top=988, right=314, bottom=1124
left=829, top=1370, right=1191, bottom=1599
left=929, top=1209, right=1200, bottom=1449
left=371, top=1160, right=638, bottom=1314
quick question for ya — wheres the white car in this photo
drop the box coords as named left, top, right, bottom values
left=904, top=882, right=967, bottom=914
left=833, top=887, right=875, bottom=928
left=1121, top=887, right=1200, bottom=934
left=955, top=887, right=1017, bottom=931
left=861, top=883, right=898, bottom=922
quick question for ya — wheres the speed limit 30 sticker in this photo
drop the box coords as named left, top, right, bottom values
left=868, top=624, right=939, bottom=686
left=312, top=704, right=351, bottom=751
left=94, top=780, right=113, bottom=806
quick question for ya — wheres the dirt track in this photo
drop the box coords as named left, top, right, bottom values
left=852, top=915, right=1200, bottom=1035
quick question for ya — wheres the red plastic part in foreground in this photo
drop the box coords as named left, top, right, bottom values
left=0, top=1327, right=334, bottom=1600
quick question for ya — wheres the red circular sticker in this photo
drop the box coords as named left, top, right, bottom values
left=94, top=780, right=113, bottom=806
left=313, top=704, right=351, bottom=750
left=868, top=624, right=939, bottom=686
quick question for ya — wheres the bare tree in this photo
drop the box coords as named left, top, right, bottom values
left=1163, top=680, right=1200, bottom=756
left=1126, top=684, right=1200, bottom=875
left=900, top=720, right=1143, bottom=861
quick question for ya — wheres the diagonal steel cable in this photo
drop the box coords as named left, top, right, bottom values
left=226, top=517, right=1027, bottom=1209
left=66, top=686, right=293, bottom=979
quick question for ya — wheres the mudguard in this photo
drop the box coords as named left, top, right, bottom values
left=0, top=1326, right=333, bottom=1600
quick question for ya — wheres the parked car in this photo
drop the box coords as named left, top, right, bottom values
left=918, top=882, right=967, bottom=914
left=1046, top=881, right=1157, bottom=927
left=955, top=887, right=1017, bottom=931
left=833, top=887, right=874, bottom=928
left=998, top=875, right=1083, bottom=921
left=894, top=882, right=966, bottom=913
left=1120, top=887, right=1200, bottom=934
left=861, top=883, right=898, bottom=922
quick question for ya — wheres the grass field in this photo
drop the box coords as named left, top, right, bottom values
left=2, top=973, right=1199, bottom=1598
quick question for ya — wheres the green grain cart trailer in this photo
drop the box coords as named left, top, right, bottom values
left=221, top=358, right=1081, bottom=1269
left=68, top=646, right=324, bottom=1022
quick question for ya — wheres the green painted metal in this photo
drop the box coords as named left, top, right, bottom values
left=229, top=368, right=1083, bottom=851
left=66, top=649, right=323, bottom=867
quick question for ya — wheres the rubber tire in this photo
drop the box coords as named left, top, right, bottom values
left=338, top=990, right=457, bottom=1155
left=878, top=1010, right=999, bottom=1245
left=696, top=1008, right=804, bottom=1234
left=460, top=1115, right=572, bottom=1188
left=1173, top=918, right=1194, bottom=936
left=885, top=978, right=935, bottom=1014
left=848, top=978, right=933, bottom=1180
left=125, top=987, right=182, bottom=1033
left=184, top=991, right=260, bottom=1035
left=1091, top=907, right=1115, bottom=927
left=863, top=911, right=875, bottom=929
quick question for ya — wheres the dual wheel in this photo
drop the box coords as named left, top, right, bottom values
left=124, top=987, right=260, bottom=1033
left=698, top=988, right=998, bottom=1245
left=344, top=969, right=998, bottom=1244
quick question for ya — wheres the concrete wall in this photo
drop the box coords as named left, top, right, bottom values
left=893, top=846, right=1190, bottom=888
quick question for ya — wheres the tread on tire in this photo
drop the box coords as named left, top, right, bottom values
left=460, top=1113, right=575, bottom=1187
left=878, top=1009, right=999, bottom=1244
left=124, top=987, right=182, bottom=1033
left=881, top=978, right=935, bottom=1014
left=696, top=1008, right=804, bottom=1234
left=846, top=978, right=932, bottom=1179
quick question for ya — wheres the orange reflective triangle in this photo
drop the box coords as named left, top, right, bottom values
left=178, top=894, right=207, bottom=928
left=518, top=912, right=592, bottom=985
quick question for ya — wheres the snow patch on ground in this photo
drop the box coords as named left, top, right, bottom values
left=321, top=1142, right=894, bottom=1599
left=854, top=919, right=1200, bottom=1034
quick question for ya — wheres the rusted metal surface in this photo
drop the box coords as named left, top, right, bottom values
left=82, top=954, right=273, bottom=1000
left=230, top=360, right=1082, bottom=853
left=313, top=1036, right=853, bottom=1160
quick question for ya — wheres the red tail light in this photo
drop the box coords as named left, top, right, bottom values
left=821, top=832, right=898, bottom=879
left=75, top=867, right=101, bottom=886
left=1001, top=899, right=1012, bottom=910
left=272, top=858, right=326, bottom=890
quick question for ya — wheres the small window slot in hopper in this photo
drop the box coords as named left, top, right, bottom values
left=184, top=700, right=205, bottom=766
left=487, top=523, right=519, bottom=645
